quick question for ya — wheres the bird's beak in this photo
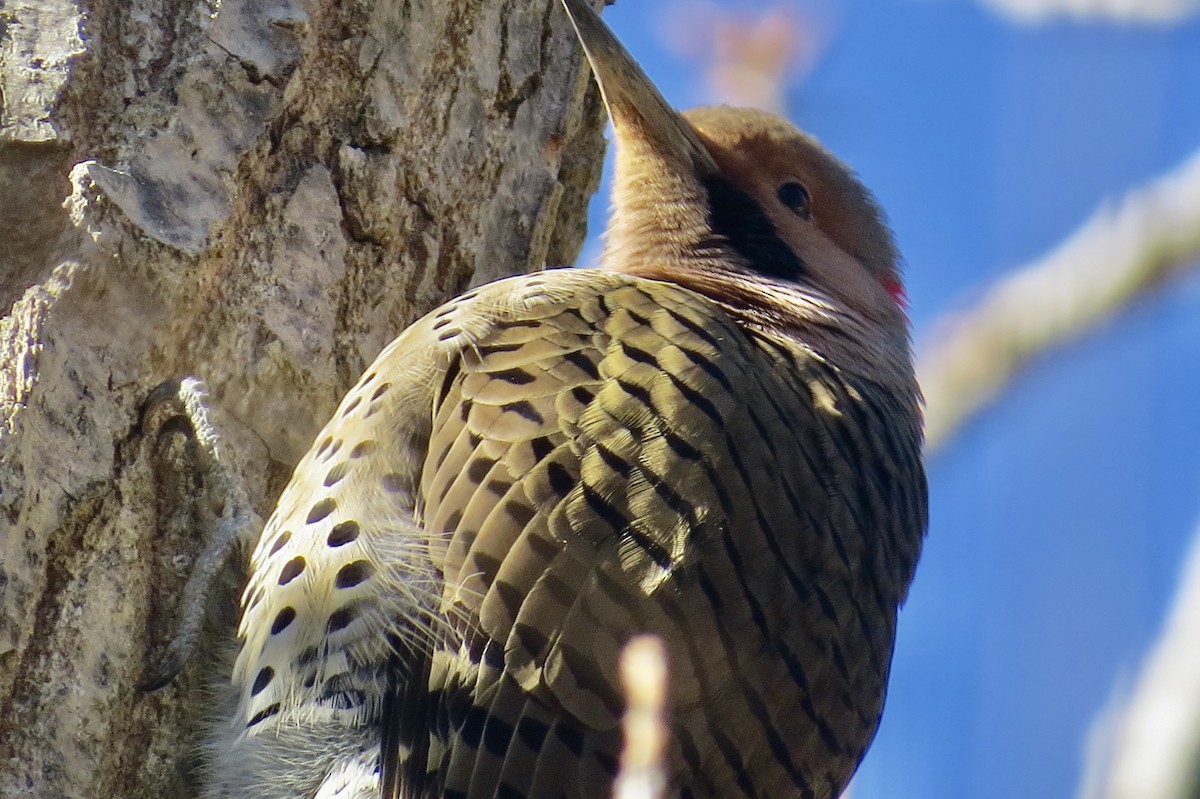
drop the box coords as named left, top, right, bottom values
left=560, top=0, right=719, bottom=177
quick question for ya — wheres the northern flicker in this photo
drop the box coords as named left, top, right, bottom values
left=201, top=1, right=927, bottom=797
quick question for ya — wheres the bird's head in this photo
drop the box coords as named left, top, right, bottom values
left=562, top=0, right=910, bottom=362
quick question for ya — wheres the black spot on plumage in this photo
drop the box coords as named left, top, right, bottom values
left=380, top=473, right=406, bottom=493
left=516, top=716, right=550, bottom=750
left=492, top=367, right=537, bottom=385
left=324, top=462, right=350, bottom=487
left=582, top=483, right=628, bottom=532
left=615, top=377, right=652, bottom=409
left=322, top=687, right=367, bottom=711
left=502, top=399, right=544, bottom=424
left=487, top=478, right=513, bottom=496
left=350, top=440, right=374, bottom=458
left=335, top=560, right=374, bottom=589
left=667, top=373, right=723, bottom=424
left=483, top=715, right=516, bottom=757
left=437, top=354, right=463, bottom=412
left=467, top=457, right=496, bottom=484
left=278, top=556, right=306, bottom=585
left=831, top=640, right=851, bottom=682
left=251, top=666, right=274, bottom=696
left=267, top=530, right=291, bottom=555
left=483, top=639, right=506, bottom=670
left=664, top=430, right=704, bottom=462
left=595, top=443, right=632, bottom=478
left=664, top=306, right=723, bottom=351
left=563, top=350, right=601, bottom=379
left=497, top=784, right=525, bottom=799
left=479, top=342, right=524, bottom=356
left=813, top=583, right=840, bottom=623
left=327, top=606, right=356, bottom=633
left=554, top=721, right=586, bottom=757
left=504, top=500, right=537, bottom=526
left=472, top=552, right=503, bottom=588
left=711, top=727, right=756, bottom=798
left=493, top=579, right=526, bottom=621
left=514, top=622, right=550, bottom=657
left=546, top=461, right=575, bottom=497
left=678, top=345, right=734, bottom=392
left=624, top=525, right=674, bottom=572
left=625, top=307, right=652, bottom=327
left=530, top=435, right=555, bottom=461
left=461, top=705, right=488, bottom=747
left=327, top=520, right=360, bottom=547
left=270, top=606, right=296, bottom=634
left=306, top=498, right=336, bottom=524
left=702, top=174, right=806, bottom=281
left=246, top=702, right=281, bottom=727
left=571, top=385, right=596, bottom=405
left=620, top=341, right=657, bottom=365
left=542, top=573, right=576, bottom=607
left=526, top=531, right=559, bottom=562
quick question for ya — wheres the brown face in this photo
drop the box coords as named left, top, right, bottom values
left=685, top=106, right=906, bottom=323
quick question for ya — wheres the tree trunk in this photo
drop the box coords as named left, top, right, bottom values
left=0, top=0, right=606, bottom=795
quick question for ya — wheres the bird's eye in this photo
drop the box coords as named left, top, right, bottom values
left=777, top=181, right=812, bottom=220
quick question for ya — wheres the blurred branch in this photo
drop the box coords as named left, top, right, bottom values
left=614, top=636, right=668, bottom=799
left=981, top=0, right=1200, bottom=25
left=657, top=2, right=829, bottom=113
left=1078, top=516, right=1200, bottom=799
left=918, top=146, right=1200, bottom=453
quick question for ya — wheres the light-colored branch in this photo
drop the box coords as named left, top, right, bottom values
left=917, top=147, right=1200, bottom=453
left=615, top=636, right=669, bottom=799
left=981, top=0, right=1200, bottom=25
left=1078, top=516, right=1200, bottom=799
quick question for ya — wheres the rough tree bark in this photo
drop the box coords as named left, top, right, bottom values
left=0, top=0, right=606, bottom=796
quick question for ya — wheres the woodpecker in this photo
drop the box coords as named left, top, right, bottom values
left=202, top=1, right=927, bottom=797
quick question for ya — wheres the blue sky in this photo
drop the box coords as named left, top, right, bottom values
left=591, top=3, right=1200, bottom=797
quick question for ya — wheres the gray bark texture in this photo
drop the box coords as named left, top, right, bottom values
left=0, top=0, right=606, bottom=795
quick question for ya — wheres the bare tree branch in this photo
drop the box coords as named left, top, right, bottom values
left=918, top=147, right=1200, bottom=453
left=1078, top=516, right=1200, bottom=799
left=981, top=0, right=1200, bottom=25
left=615, top=636, right=669, bottom=799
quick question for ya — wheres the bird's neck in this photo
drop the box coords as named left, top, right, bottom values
left=601, top=143, right=917, bottom=406
left=605, top=245, right=917, bottom=414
